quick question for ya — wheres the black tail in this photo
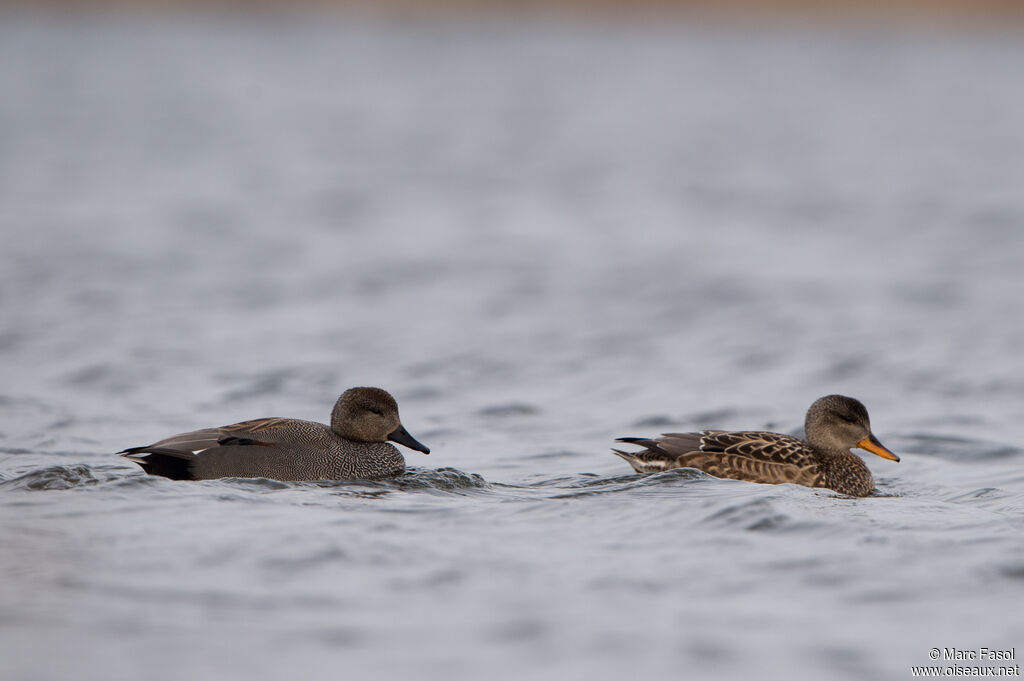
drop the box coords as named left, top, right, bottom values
left=122, top=451, right=196, bottom=481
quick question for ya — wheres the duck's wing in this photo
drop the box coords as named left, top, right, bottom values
left=119, top=417, right=294, bottom=460
left=684, top=430, right=815, bottom=465
left=613, top=430, right=824, bottom=487
left=612, top=431, right=710, bottom=473
left=118, top=417, right=298, bottom=480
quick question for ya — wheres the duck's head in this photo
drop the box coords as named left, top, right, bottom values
left=805, top=394, right=899, bottom=462
left=331, top=387, right=430, bottom=454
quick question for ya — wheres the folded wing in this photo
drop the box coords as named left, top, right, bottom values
left=613, top=430, right=823, bottom=487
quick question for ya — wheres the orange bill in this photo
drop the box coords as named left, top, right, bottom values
left=857, top=434, right=900, bottom=462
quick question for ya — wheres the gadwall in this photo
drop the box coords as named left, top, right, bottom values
left=121, top=387, right=429, bottom=481
left=612, top=395, right=898, bottom=497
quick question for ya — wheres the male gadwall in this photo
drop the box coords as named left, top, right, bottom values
left=612, top=395, right=898, bottom=497
left=121, top=387, right=429, bottom=481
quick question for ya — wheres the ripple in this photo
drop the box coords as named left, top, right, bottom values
left=701, top=497, right=814, bottom=533
left=0, top=464, right=100, bottom=491
left=998, top=564, right=1024, bottom=581
left=63, top=362, right=144, bottom=393
left=310, top=466, right=491, bottom=498
left=390, top=466, right=491, bottom=492
left=261, top=546, right=349, bottom=572
left=945, top=487, right=1004, bottom=502
left=900, top=434, right=1021, bottom=461
left=523, top=468, right=711, bottom=499
left=686, top=408, right=740, bottom=425
left=476, top=402, right=540, bottom=418
left=303, top=627, right=365, bottom=648
left=486, top=617, right=548, bottom=643
left=520, top=449, right=585, bottom=461
left=137, top=466, right=495, bottom=499
left=629, top=414, right=681, bottom=428
left=214, top=477, right=295, bottom=492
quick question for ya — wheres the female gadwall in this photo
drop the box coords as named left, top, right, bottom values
left=121, top=387, right=429, bottom=481
left=612, top=394, right=898, bottom=497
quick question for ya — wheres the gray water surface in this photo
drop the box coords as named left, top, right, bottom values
left=2, top=15, right=1024, bottom=681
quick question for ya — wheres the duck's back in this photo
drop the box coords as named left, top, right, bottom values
left=614, top=430, right=826, bottom=488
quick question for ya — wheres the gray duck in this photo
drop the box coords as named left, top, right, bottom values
left=121, top=387, right=429, bottom=481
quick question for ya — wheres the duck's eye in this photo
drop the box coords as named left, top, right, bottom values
left=369, top=408, right=384, bottom=416
left=839, top=413, right=856, bottom=423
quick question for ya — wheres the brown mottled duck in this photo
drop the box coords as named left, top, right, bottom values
left=612, top=394, right=899, bottom=497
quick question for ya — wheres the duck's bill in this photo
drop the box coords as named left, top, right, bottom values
left=388, top=425, right=430, bottom=454
left=857, top=434, right=900, bottom=462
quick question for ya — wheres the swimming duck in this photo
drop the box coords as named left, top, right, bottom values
left=612, top=394, right=898, bottom=496
left=120, top=387, right=429, bottom=481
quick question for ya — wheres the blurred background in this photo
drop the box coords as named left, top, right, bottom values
left=2, top=2, right=1023, bottom=681
left=8, top=0, right=1024, bottom=18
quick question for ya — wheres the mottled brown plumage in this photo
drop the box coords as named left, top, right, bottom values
left=120, top=387, right=430, bottom=481
left=612, top=395, right=899, bottom=497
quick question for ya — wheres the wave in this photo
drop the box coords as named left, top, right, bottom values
left=0, top=464, right=104, bottom=491
left=898, top=433, right=1022, bottom=461
left=312, top=466, right=492, bottom=497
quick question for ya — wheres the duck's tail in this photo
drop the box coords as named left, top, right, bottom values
left=610, top=444, right=670, bottom=474
left=120, top=448, right=196, bottom=480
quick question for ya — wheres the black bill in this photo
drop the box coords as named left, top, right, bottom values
left=387, top=424, right=430, bottom=454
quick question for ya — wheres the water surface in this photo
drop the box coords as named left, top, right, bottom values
left=2, top=15, right=1023, bottom=681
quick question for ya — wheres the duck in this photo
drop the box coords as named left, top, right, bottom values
left=612, top=394, right=898, bottom=496
left=120, top=386, right=430, bottom=481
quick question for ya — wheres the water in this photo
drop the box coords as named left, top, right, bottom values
left=2, top=14, right=1024, bottom=681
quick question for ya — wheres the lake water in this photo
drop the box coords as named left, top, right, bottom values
left=2, top=13, right=1023, bottom=681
